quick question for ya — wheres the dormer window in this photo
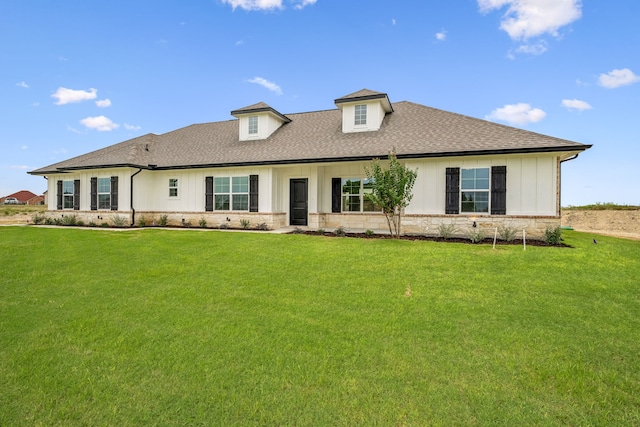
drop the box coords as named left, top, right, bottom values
left=231, top=102, right=290, bottom=141
left=248, top=116, right=258, bottom=135
left=334, top=89, right=393, bottom=134
left=354, top=105, right=367, bottom=126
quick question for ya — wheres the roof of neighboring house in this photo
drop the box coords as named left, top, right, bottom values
left=4, top=190, right=38, bottom=202
left=29, top=92, right=591, bottom=175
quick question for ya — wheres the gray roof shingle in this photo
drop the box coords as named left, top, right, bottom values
left=29, top=100, right=590, bottom=174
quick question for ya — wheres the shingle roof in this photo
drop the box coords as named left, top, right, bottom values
left=29, top=99, right=590, bottom=174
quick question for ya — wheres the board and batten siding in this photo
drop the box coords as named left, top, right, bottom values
left=132, top=167, right=274, bottom=213
left=404, top=154, right=558, bottom=216
left=46, top=168, right=130, bottom=212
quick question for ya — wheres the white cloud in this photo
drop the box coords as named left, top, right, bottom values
left=52, top=87, right=97, bottom=105
left=222, top=0, right=315, bottom=11
left=486, top=103, right=546, bottom=125
left=80, top=116, right=119, bottom=132
left=513, top=40, right=547, bottom=56
left=124, top=123, right=141, bottom=131
left=391, top=18, right=396, bottom=26
left=562, top=99, right=592, bottom=111
left=17, top=81, right=29, bottom=88
left=293, top=0, right=316, bottom=9
left=478, top=0, right=582, bottom=40
left=31, top=102, right=40, bottom=107
left=10, top=165, right=30, bottom=170
left=95, top=99, right=112, bottom=107
left=223, top=0, right=283, bottom=11
left=435, top=30, right=447, bottom=41
left=21, top=145, right=28, bottom=150
left=598, top=68, right=640, bottom=89
left=66, top=126, right=83, bottom=134
left=247, top=77, right=283, bottom=95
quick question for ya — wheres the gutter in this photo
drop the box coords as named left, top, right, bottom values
left=130, top=168, right=143, bottom=226
left=560, top=153, right=580, bottom=163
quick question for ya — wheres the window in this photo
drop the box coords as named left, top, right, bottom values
left=169, top=179, right=178, bottom=197
left=354, top=104, right=367, bottom=126
left=461, top=168, right=490, bottom=213
left=248, top=116, right=258, bottom=135
left=341, top=178, right=377, bottom=212
left=446, top=166, right=506, bottom=215
left=62, top=181, right=74, bottom=209
left=214, top=176, right=249, bottom=211
left=97, top=178, right=111, bottom=209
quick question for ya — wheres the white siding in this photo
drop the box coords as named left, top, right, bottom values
left=340, top=102, right=386, bottom=133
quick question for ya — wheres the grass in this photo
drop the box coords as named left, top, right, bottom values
left=0, top=204, right=45, bottom=216
left=1, top=227, right=639, bottom=426
left=563, top=202, right=639, bottom=210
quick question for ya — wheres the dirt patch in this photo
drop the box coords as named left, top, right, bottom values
left=562, top=209, right=640, bottom=241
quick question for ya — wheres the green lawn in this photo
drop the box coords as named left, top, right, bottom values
left=1, top=227, right=639, bottom=426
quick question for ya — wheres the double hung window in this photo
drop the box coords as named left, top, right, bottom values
left=461, top=168, right=490, bottom=213
left=214, top=176, right=249, bottom=211
left=62, top=181, right=74, bottom=209
left=169, top=179, right=178, bottom=197
left=97, top=178, right=111, bottom=209
left=248, top=116, right=258, bottom=135
left=354, top=105, right=367, bottom=126
left=341, top=178, right=377, bottom=212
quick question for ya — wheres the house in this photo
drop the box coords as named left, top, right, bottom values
left=28, top=89, right=591, bottom=237
left=1, top=190, right=39, bottom=205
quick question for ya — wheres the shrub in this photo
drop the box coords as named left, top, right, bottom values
left=137, top=215, right=147, bottom=227
left=88, top=221, right=97, bottom=227
left=219, top=222, right=230, bottom=229
left=199, top=218, right=207, bottom=228
left=438, top=223, right=457, bottom=239
left=291, top=227, right=305, bottom=234
left=100, top=222, right=110, bottom=228
left=110, top=215, right=128, bottom=227
left=182, top=220, right=192, bottom=228
left=61, top=215, right=78, bottom=226
left=544, top=226, right=563, bottom=245
left=334, top=226, right=346, bottom=237
left=365, top=229, right=375, bottom=236
left=240, top=219, right=251, bottom=229
left=31, top=213, right=46, bottom=225
left=255, top=223, right=269, bottom=231
left=158, top=215, right=168, bottom=227
left=498, top=225, right=517, bottom=242
left=469, top=228, right=485, bottom=244
left=76, top=220, right=85, bottom=227
left=45, top=217, right=55, bottom=225
left=317, top=228, right=325, bottom=234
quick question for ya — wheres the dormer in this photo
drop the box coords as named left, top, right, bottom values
left=230, top=102, right=291, bottom=141
left=334, top=89, right=393, bottom=133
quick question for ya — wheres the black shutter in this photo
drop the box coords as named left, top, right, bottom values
left=445, top=168, right=460, bottom=214
left=73, top=180, right=80, bottom=210
left=331, top=178, right=342, bottom=213
left=110, top=176, right=118, bottom=210
left=249, top=174, right=258, bottom=212
left=56, top=180, right=63, bottom=210
left=491, top=166, right=507, bottom=215
left=90, top=177, right=98, bottom=210
left=205, top=177, right=214, bottom=212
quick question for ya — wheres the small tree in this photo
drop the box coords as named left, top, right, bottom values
left=365, top=150, right=417, bottom=238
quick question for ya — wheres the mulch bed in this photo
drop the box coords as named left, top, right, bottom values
left=296, top=231, right=569, bottom=247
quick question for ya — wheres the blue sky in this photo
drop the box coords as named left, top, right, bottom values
left=1, top=0, right=638, bottom=206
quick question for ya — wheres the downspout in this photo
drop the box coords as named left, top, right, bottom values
left=557, top=153, right=580, bottom=215
left=130, top=168, right=143, bottom=226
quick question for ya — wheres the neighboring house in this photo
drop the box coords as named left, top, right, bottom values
left=28, top=89, right=591, bottom=237
left=1, top=190, right=38, bottom=205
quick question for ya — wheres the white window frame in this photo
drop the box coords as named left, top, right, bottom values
left=169, top=179, right=178, bottom=197
left=214, top=176, right=249, bottom=211
left=62, top=180, right=74, bottom=209
left=354, top=104, right=367, bottom=126
left=248, top=116, right=258, bottom=135
left=341, top=178, right=378, bottom=213
left=97, top=177, right=111, bottom=209
left=460, top=168, right=490, bottom=213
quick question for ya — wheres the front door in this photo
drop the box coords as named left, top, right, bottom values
left=290, top=178, right=308, bottom=226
